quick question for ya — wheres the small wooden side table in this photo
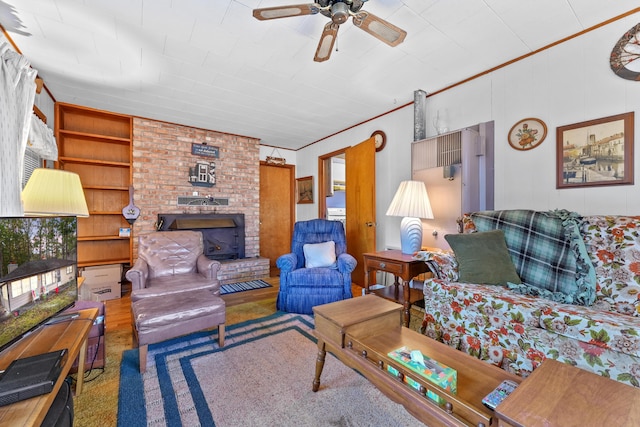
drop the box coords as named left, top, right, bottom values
left=363, top=250, right=431, bottom=327
left=495, top=359, right=640, bottom=426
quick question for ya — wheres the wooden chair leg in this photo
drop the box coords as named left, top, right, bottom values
left=139, top=344, right=148, bottom=373
left=218, top=324, right=225, bottom=347
left=132, top=329, right=139, bottom=348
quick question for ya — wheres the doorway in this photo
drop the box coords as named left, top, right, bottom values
left=318, top=149, right=346, bottom=220
left=318, top=137, right=377, bottom=286
left=323, top=154, right=346, bottom=227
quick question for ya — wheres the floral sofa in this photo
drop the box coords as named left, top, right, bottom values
left=415, top=210, right=640, bottom=388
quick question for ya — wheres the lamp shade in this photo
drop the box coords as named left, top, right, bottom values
left=386, top=180, right=433, bottom=254
left=385, top=180, right=434, bottom=219
left=22, top=168, right=89, bottom=217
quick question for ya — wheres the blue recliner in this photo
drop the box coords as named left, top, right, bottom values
left=276, top=219, right=356, bottom=314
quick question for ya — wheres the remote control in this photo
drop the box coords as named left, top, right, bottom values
left=482, top=379, right=518, bottom=410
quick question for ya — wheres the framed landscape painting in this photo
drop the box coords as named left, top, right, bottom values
left=296, top=176, right=313, bottom=204
left=556, top=112, right=634, bottom=189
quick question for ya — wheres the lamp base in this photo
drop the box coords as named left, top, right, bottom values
left=400, top=217, right=423, bottom=254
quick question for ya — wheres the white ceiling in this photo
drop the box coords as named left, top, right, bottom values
left=2, top=0, right=639, bottom=150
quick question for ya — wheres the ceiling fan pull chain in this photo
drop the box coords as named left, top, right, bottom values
left=336, top=35, right=339, bottom=53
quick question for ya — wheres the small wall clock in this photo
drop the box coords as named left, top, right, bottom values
left=610, top=22, right=640, bottom=81
left=371, top=130, right=387, bottom=152
left=508, top=118, right=547, bottom=151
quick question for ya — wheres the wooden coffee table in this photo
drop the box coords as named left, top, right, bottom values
left=313, top=296, right=521, bottom=427
left=495, top=359, right=640, bottom=426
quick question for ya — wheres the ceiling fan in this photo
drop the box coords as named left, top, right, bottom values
left=253, top=0, right=407, bottom=62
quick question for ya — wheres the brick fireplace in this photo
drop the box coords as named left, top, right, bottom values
left=131, top=118, right=268, bottom=283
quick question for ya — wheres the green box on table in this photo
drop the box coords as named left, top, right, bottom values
left=387, top=346, right=457, bottom=405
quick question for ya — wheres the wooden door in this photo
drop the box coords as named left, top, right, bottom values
left=259, top=162, right=295, bottom=276
left=345, top=137, right=376, bottom=286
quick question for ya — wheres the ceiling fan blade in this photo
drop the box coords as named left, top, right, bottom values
left=352, top=11, right=407, bottom=47
left=253, top=3, right=320, bottom=20
left=314, top=22, right=339, bottom=62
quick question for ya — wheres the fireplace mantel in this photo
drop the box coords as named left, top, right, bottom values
left=168, top=218, right=236, bottom=229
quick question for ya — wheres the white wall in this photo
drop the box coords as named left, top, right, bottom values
left=426, top=13, right=640, bottom=216
left=294, top=12, right=640, bottom=252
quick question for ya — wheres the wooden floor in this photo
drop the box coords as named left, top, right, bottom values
left=103, top=277, right=365, bottom=333
left=103, top=276, right=280, bottom=332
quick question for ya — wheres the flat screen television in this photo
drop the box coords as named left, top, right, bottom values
left=0, top=216, right=78, bottom=353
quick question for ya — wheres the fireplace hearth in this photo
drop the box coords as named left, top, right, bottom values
left=156, top=213, right=245, bottom=261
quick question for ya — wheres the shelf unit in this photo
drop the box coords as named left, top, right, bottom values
left=55, top=103, right=133, bottom=268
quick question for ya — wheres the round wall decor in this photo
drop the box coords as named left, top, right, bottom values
left=371, top=130, right=387, bottom=152
left=508, top=118, right=547, bottom=151
left=610, top=22, right=640, bottom=81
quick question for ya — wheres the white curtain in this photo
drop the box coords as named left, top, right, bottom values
left=0, top=41, right=37, bottom=216
left=27, top=113, right=57, bottom=160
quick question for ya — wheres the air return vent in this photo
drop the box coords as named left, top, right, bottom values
left=412, top=131, right=462, bottom=171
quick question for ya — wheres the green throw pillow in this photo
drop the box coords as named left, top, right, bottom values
left=444, top=230, right=521, bottom=286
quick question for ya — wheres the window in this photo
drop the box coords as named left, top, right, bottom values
left=22, top=148, right=42, bottom=188
left=42, top=271, right=54, bottom=286
left=10, top=276, right=36, bottom=297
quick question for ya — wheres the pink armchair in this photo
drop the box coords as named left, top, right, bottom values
left=126, top=230, right=221, bottom=302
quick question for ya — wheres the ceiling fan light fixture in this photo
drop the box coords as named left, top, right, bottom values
left=330, top=2, right=350, bottom=24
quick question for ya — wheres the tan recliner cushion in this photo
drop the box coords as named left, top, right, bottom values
left=138, top=230, right=204, bottom=278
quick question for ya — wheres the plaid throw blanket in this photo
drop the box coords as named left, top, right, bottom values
left=471, top=210, right=596, bottom=305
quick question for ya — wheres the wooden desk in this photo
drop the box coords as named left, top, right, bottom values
left=0, top=307, right=98, bottom=426
left=363, top=250, right=431, bottom=327
left=495, top=359, right=640, bottom=427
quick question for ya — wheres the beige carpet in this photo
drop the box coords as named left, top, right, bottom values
left=119, top=313, right=425, bottom=426
left=74, top=297, right=426, bottom=426
left=74, top=297, right=279, bottom=426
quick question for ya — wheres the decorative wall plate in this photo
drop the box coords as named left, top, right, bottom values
left=610, top=22, right=640, bottom=81
left=508, top=118, right=547, bottom=151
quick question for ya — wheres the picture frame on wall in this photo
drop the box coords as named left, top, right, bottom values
left=296, top=176, right=314, bottom=204
left=557, top=112, right=634, bottom=189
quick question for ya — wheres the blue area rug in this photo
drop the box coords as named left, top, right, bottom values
left=219, top=279, right=271, bottom=295
left=117, top=312, right=423, bottom=427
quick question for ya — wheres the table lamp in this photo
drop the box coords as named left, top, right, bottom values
left=22, top=168, right=89, bottom=217
left=386, top=180, right=433, bottom=254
